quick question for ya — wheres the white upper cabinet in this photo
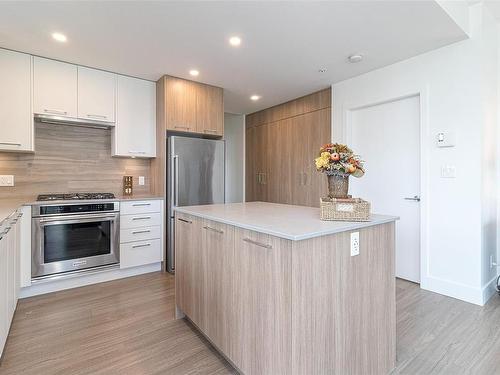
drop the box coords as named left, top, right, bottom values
left=77, top=66, right=116, bottom=123
left=0, top=49, right=33, bottom=152
left=112, top=75, right=156, bottom=158
left=33, top=56, right=77, bottom=118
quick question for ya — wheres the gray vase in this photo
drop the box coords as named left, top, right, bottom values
left=327, top=173, right=349, bottom=199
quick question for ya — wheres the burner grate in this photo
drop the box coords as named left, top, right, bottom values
left=37, top=193, right=116, bottom=201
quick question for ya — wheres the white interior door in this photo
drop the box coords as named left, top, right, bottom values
left=349, top=95, right=420, bottom=283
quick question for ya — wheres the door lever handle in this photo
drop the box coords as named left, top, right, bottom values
left=404, top=196, right=421, bottom=202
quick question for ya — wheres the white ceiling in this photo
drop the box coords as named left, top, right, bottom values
left=0, top=1, right=467, bottom=114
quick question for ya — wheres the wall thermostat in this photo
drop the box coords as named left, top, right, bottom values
left=436, top=132, right=455, bottom=148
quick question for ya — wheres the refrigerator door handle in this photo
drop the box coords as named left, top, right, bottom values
left=174, top=155, right=179, bottom=206
left=171, top=154, right=179, bottom=208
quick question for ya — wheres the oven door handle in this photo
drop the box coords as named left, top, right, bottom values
left=38, top=213, right=118, bottom=224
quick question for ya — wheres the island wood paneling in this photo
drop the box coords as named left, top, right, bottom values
left=231, top=228, right=292, bottom=375
left=291, top=222, right=396, bottom=375
left=201, top=219, right=235, bottom=355
left=0, top=122, right=151, bottom=200
left=175, top=214, right=396, bottom=375
left=245, top=88, right=331, bottom=206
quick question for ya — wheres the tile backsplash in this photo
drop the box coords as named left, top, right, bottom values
left=0, top=122, right=151, bottom=200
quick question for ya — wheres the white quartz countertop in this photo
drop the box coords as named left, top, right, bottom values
left=175, top=202, right=398, bottom=241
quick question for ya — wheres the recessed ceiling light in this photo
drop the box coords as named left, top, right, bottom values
left=189, top=69, right=200, bottom=77
left=229, top=36, right=242, bottom=47
left=348, top=54, right=363, bottom=63
left=52, top=32, right=67, bottom=43
left=250, top=95, right=261, bottom=101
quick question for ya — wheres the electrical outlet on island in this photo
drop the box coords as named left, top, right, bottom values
left=138, top=176, right=145, bottom=186
left=350, top=231, right=360, bottom=256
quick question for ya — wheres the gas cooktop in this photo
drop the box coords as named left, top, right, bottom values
left=37, top=193, right=116, bottom=201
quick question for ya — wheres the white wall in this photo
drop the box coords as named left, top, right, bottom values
left=224, top=113, right=245, bottom=203
left=332, top=3, right=498, bottom=305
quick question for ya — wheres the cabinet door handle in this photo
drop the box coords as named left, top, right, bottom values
left=132, top=203, right=151, bottom=207
left=174, top=126, right=190, bottom=130
left=132, top=243, right=151, bottom=249
left=132, top=216, right=151, bottom=221
left=203, top=129, right=218, bottom=133
left=303, top=172, right=308, bottom=185
left=178, top=218, right=192, bottom=224
left=0, top=142, right=21, bottom=146
left=132, top=229, right=151, bottom=234
left=203, top=226, right=224, bottom=234
left=404, top=196, right=421, bottom=202
left=44, top=109, right=67, bottom=115
left=243, top=237, right=272, bottom=249
left=87, top=114, right=107, bottom=119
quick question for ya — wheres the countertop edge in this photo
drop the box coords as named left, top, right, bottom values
left=0, top=196, right=164, bottom=225
left=174, top=206, right=399, bottom=241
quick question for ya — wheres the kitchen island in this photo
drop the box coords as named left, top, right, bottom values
left=174, top=202, right=398, bottom=375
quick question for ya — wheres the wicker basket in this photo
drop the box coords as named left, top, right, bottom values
left=320, top=197, right=371, bottom=221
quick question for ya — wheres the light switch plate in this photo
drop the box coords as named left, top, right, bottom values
left=436, top=132, right=456, bottom=148
left=138, top=176, right=145, bottom=186
left=0, top=175, right=14, bottom=187
left=441, top=165, right=456, bottom=178
left=350, top=232, right=360, bottom=256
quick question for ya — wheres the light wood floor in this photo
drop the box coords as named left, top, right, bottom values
left=0, top=272, right=499, bottom=374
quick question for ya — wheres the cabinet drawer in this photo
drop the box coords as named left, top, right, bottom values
left=120, top=239, right=162, bottom=269
left=120, top=212, right=162, bottom=229
left=121, top=200, right=162, bottom=215
left=120, top=225, right=161, bottom=243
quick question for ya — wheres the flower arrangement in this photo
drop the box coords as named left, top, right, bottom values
left=314, top=143, right=365, bottom=178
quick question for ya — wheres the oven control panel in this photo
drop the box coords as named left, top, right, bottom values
left=37, top=203, right=118, bottom=216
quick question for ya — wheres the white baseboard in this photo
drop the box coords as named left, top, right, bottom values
left=19, top=263, right=162, bottom=298
left=420, top=275, right=485, bottom=306
left=482, top=275, right=499, bottom=305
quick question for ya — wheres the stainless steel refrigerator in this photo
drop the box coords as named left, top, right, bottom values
left=166, top=136, right=225, bottom=273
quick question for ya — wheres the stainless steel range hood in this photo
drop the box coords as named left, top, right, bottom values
left=34, top=114, right=115, bottom=129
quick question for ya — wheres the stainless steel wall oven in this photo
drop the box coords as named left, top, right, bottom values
left=32, top=202, right=120, bottom=278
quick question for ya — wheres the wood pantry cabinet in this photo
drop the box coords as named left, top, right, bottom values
left=245, top=88, right=331, bottom=207
left=151, top=75, right=224, bottom=195
left=175, top=210, right=396, bottom=375
left=157, top=75, right=224, bottom=137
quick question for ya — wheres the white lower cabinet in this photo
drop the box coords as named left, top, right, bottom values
left=119, top=200, right=164, bottom=269
left=120, top=239, right=162, bottom=269
left=0, top=209, right=22, bottom=357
